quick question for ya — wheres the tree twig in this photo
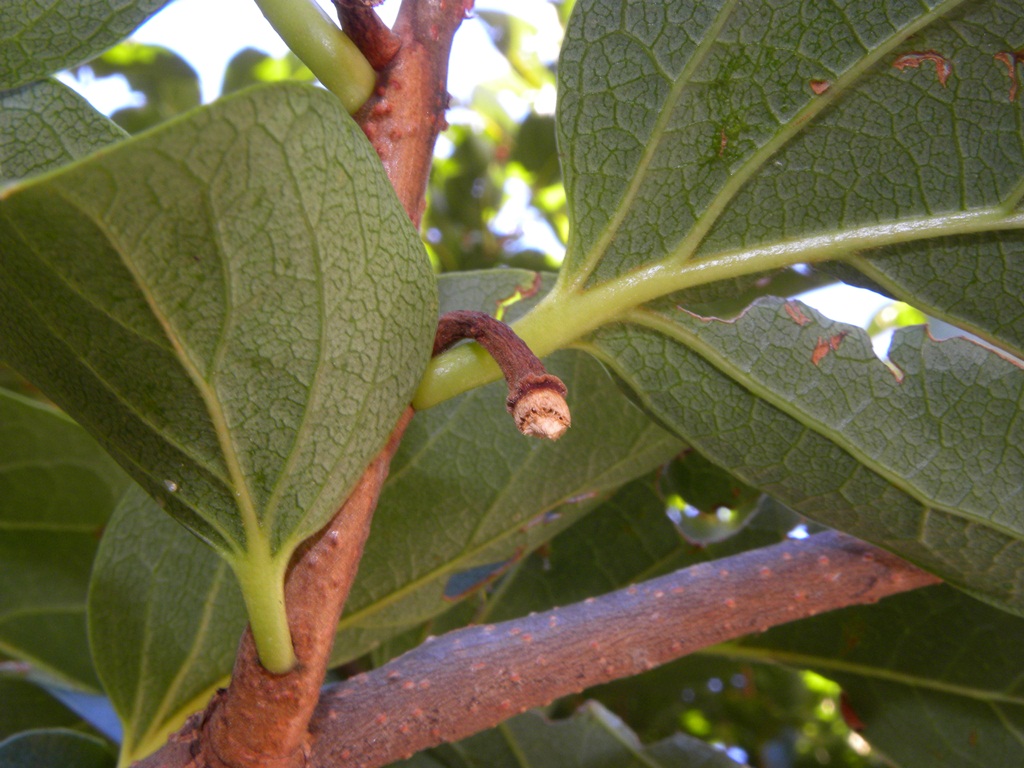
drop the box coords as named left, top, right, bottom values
left=306, top=531, right=941, bottom=768
left=349, top=0, right=475, bottom=225
left=434, top=311, right=571, bottom=439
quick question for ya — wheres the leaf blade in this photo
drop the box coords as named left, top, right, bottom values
left=0, top=0, right=171, bottom=90
left=0, top=82, right=437, bottom=557
left=0, top=389, right=130, bottom=691
left=584, top=298, right=1024, bottom=615
left=0, top=79, right=126, bottom=184
left=87, top=485, right=248, bottom=764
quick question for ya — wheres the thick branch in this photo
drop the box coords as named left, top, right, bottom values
left=307, top=531, right=941, bottom=768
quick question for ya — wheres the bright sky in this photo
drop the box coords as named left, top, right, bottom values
left=63, top=0, right=892, bottom=336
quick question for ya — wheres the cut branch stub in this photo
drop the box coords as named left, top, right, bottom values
left=433, top=310, right=570, bottom=440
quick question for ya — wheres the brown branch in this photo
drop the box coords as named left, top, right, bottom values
left=306, top=531, right=941, bottom=768
left=350, top=0, right=474, bottom=225
left=334, top=1, right=401, bottom=71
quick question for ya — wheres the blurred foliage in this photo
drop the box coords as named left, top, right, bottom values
left=220, top=47, right=314, bottom=96
left=866, top=302, right=927, bottom=339
left=571, top=660, right=882, bottom=768
left=423, top=9, right=568, bottom=272
left=73, top=42, right=199, bottom=133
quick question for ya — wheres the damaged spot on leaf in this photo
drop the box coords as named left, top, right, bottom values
left=718, top=126, right=728, bottom=157
left=994, top=50, right=1024, bottom=102
left=811, top=331, right=850, bottom=366
left=809, top=79, right=831, bottom=95
left=784, top=302, right=811, bottom=326
left=892, top=51, right=952, bottom=87
left=494, top=272, right=542, bottom=322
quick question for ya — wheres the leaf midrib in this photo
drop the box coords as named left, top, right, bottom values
left=665, top=0, right=972, bottom=268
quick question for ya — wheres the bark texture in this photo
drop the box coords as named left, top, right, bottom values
left=306, top=531, right=941, bottom=767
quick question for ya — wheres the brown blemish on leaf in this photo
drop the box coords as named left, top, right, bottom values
left=784, top=302, right=811, bottom=326
left=718, top=126, right=728, bottom=157
left=994, top=51, right=1024, bottom=102
left=809, top=79, right=831, bottom=95
left=892, top=51, right=952, bottom=87
left=811, top=331, right=850, bottom=366
left=494, top=272, right=542, bottom=321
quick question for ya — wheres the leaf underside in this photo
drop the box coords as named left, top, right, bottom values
left=552, top=0, right=1024, bottom=615
left=0, top=0, right=172, bottom=90
left=0, top=389, right=130, bottom=691
left=0, top=83, right=438, bottom=563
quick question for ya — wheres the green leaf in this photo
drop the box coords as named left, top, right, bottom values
left=0, top=729, right=114, bottom=768
left=0, top=78, right=126, bottom=184
left=397, top=702, right=745, bottom=768
left=556, top=0, right=1024, bottom=289
left=331, top=270, right=683, bottom=663
left=846, top=234, right=1024, bottom=361
left=584, top=297, right=1024, bottom=615
left=0, top=389, right=130, bottom=690
left=414, top=0, right=1024, bottom=413
left=0, top=679, right=88, bottom=740
left=720, top=585, right=1024, bottom=768
left=88, top=485, right=247, bottom=764
left=0, top=82, right=438, bottom=671
left=0, top=0, right=171, bottom=90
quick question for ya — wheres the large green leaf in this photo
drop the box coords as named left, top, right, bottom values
left=0, top=389, right=130, bottom=690
left=720, top=585, right=1024, bottom=768
left=332, top=270, right=683, bottom=663
left=0, top=78, right=126, bottom=184
left=0, top=0, right=170, bottom=90
left=556, top=0, right=1024, bottom=288
left=584, top=297, right=1024, bottom=615
left=436, top=0, right=1024, bottom=618
left=88, top=485, right=247, bottom=764
left=397, top=702, right=745, bottom=768
left=412, top=0, right=1024, bottom=420
left=0, top=82, right=438, bottom=670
